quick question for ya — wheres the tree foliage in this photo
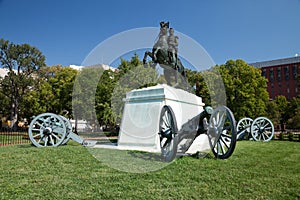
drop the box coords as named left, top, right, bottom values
left=112, top=54, right=158, bottom=123
left=0, top=39, right=46, bottom=128
left=216, top=60, right=269, bottom=120
left=22, top=65, right=78, bottom=119
left=0, top=38, right=299, bottom=131
left=72, top=66, right=104, bottom=124
left=95, top=70, right=117, bottom=127
left=186, top=69, right=210, bottom=103
left=286, top=96, right=300, bottom=129
left=186, top=60, right=270, bottom=120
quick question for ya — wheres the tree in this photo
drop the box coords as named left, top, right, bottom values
left=286, top=96, right=300, bottom=129
left=217, top=60, right=269, bottom=120
left=0, top=39, right=46, bottom=129
left=186, top=69, right=210, bottom=103
left=20, top=78, right=53, bottom=119
left=265, top=95, right=289, bottom=130
left=265, top=100, right=279, bottom=124
left=112, top=55, right=158, bottom=123
left=274, top=95, right=289, bottom=129
left=45, top=66, right=78, bottom=115
left=21, top=65, right=78, bottom=119
left=72, top=66, right=105, bottom=132
left=95, top=69, right=117, bottom=128
left=0, top=88, right=9, bottom=120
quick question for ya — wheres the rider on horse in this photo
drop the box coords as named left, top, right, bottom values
left=168, top=28, right=179, bottom=66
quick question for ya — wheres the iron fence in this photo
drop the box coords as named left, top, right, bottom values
left=0, top=129, right=31, bottom=146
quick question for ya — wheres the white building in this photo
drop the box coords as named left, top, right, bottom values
left=69, top=64, right=116, bottom=72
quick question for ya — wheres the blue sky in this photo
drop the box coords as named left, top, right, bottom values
left=0, top=0, right=299, bottom=67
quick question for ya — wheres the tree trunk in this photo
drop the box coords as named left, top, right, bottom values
left=74, top=116, right=78, bottom=134
left=10, top=97, right=18, bottom=131
left=9, top=100, right=18, bottom=131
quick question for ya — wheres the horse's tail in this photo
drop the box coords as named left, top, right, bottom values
left=176, top=58, right=185, bottom=74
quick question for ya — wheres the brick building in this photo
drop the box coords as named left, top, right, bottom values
left=250, top=56, right=300, bottom=100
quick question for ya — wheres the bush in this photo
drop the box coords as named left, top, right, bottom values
left=288, top=132, right=294, bottom=141
left=272, top=133, right=278, bottom=140
left=104, top=131, right=118, bottom=137
left=279, top=132, right=285, bottom=140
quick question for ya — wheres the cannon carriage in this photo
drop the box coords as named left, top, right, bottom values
left=158, top=104, right=237, bottom=161
left=236, top=117, right=274, bottom=142
left=28, top=113, right=96, bottom=147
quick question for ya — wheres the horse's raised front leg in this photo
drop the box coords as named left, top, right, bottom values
left=143, top=51, right=153, bottom=64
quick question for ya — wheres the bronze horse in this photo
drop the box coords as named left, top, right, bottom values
left=143, top=22, right=186, bottom=86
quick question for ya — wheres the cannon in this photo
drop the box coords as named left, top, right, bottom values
left=236, top=117, right=274, bottom=142
left=28, top=113, right=96, bottom=147
left=158, top=105, right=237, bottom=161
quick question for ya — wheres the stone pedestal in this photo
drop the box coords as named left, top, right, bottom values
left=118, top=84, right=205, bottom=152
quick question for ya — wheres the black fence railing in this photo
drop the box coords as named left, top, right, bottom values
left=274, top=131, right=300, bottom=142
left=0, top=129, right=31, bottom=146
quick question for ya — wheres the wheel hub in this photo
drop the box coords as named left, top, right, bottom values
left=209, top=126, right=219, bottom=137
left=43, top=127, right=52, bottom=136
left=161, top=128, right=172, bottom=139
left=259, top=126, right=264, bottom=133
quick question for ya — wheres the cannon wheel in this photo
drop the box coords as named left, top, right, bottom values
left=159, top=105, right=178, bottom=162
left=250, top=117, right=274, bottom=142
left=209, top=106, right=237, bottom=159
left=60, top=115, right=73, bottom=145
left=28, top=113, right=67, bottom=147
left=236, top=117, right=253, bottom=140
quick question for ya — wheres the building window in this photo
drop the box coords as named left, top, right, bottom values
left=262, top=69, right=266, bottom=77
left=270, top=69, right=274, bottom=82
left=293, top=65, right=297, bottom=79
left=284, top=66, right=289, bottom=80
left=277, top=67, right=281, bottom=81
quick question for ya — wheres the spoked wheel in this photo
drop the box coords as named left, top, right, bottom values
left=236, top=117, right=253, bottom=140
left=28, top=113, right=67, bottom=147
left=251, top=117, right=274, bottom=142
left=208, top=106, right=237, bottom=159
left=60, top=115, right=73, bottom=145
left=159, top=105, right=178, bottom=162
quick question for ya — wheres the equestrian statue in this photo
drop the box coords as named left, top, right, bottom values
left=143, top=21, right=186, bottom=86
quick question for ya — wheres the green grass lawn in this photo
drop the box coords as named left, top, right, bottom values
left=0, top=141, right=299, bottom=199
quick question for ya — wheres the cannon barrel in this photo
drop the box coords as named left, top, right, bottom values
left=197, top=106, right=213, bottom=135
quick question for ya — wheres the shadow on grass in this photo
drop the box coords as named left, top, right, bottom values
left=191, top=151, right=215, bottom=159
left=16, top=144, right=35, bottom=148
left=127, top=150, right=215, bottom=162
left=175, top=151, right=216, bottom=160
left=127, top=150, right=162, bottom=162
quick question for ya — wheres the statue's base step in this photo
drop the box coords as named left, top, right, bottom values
left=93, top=134, right=212, bottom=155
left=93, top=143, right=118, bottom=149
left=93, top=143, right=161, bottom=153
